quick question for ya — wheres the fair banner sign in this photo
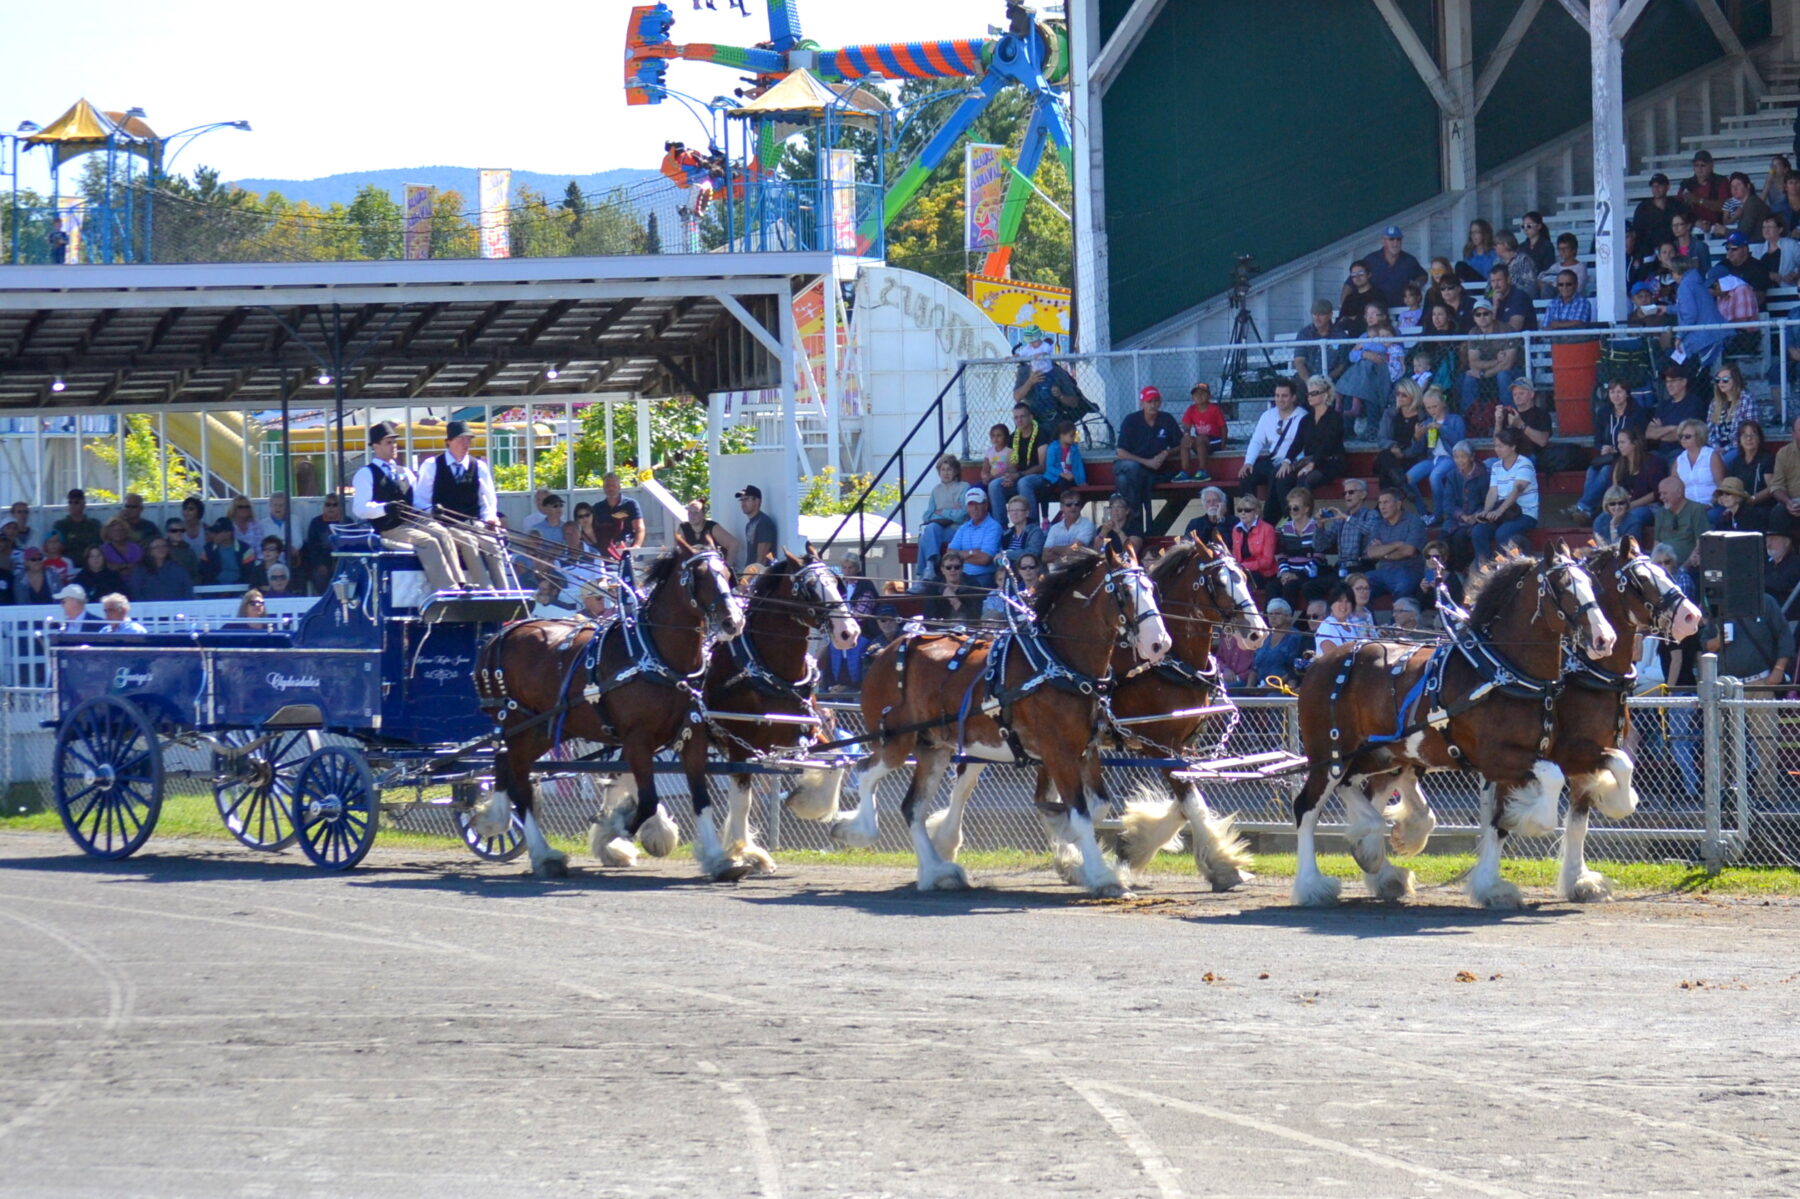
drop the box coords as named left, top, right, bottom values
left=479, top=168, right=512, bottom=259
left=403, top=184, right=431, bottom=260
left=964, top=143, right=1007, bottom=253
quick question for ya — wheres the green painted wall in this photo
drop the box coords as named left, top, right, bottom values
left=1097, top=0, right=1771, bottom=345
left=1099, top=0, right=1441, bottom=344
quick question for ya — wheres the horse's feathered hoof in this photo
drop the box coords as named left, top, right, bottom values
left=1207, top=865, right=1251, bottom=893
left=1364, top=863, right=1415, bottom=902
left=532, top=851, right=569, bottom=880
left=1565, top=871, right=1614, bottom=903
left=1090, top=882, right=1134, bottom=900
left=1291, top=873, right=1342, bottom=907
left=712, top=862, right=755, bottom=883
left=1475, top=878, right=1524, bottom=910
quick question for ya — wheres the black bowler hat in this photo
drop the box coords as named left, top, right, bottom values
left=445, top=419, right=471, bottom=441
left=368, top=421, right=397, bottom=445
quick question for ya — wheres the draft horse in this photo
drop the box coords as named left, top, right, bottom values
left=694, top=551, right=862, bottom=879
left=1550, top=539, right=1702, bottom=901
left=822, top=545, right=1171, bottom=896
left=1022, top=536, right=1271, bottom=891
left=475, top=538, right=745, bottom=878
left=1291, top=543, right=1617, bottom=909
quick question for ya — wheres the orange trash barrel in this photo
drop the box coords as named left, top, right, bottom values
left=1551, top=340, right=1600, bottom=436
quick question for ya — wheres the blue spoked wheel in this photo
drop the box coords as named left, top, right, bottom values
left=54, top=696, right=164, bottom=860
left=212, top=729, right=318, bottom=852
left=291, top=746, right=379, bottom=871
left=453, top=795, right=528, bottom=862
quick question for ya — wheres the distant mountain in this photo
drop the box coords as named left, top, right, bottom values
left=223, top=166, right=660, bottom=208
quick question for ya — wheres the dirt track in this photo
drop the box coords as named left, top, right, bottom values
left=3, top=831, right=1798, bottom=1198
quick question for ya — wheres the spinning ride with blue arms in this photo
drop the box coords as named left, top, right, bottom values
left=626, top=0, right=1070, bottom=273
left=47, top=530, right=535, bottom=871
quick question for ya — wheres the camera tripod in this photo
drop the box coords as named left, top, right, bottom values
left=1219, top=296, right=1280, bottom=387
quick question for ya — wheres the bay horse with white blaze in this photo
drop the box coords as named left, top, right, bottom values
left=695, top=551, right=861, bottom=879
left=476, top=538, right=744, bottom=878
left=822, top=545, right=1170, bottom=896
left=1550, top=539, right=1702, bottom=901
left=1291, top=543, right=1617, bottom=909
left=1025, top=536, right=1270, bottom=890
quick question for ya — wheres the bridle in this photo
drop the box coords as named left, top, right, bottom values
left=1089, top=557, right=1164, bottom=654
left=1182, top=549, right=1257, bottom=642
left=1614, top=552, right=1689, bottom=637
left=667, top=546, right=740, bottom=641
left=788, top=559, right=856, bottom=630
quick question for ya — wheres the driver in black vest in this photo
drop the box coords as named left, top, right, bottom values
left=352, top=421, right=466, bottom=593
left=414, top=420, right=508, bottom=588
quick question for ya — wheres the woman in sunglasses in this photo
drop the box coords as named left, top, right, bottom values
left=1706, top=362, right=1757, bottom=451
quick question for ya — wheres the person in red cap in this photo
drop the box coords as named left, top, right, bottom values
left=1114, top=385, right=1182, bottom=528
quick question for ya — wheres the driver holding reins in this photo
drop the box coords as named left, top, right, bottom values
left=353, top=421, right=467, bottom=593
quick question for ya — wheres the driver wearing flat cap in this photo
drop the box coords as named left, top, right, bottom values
left=352, top=421, right=468, bottom=593
left=414, top=419, right=507, bottom=587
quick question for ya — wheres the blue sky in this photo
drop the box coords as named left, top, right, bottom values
left=1, top=0, right=995, bottom=193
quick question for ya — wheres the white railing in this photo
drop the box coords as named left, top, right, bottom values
left=0, top=596, right=315, bottom=690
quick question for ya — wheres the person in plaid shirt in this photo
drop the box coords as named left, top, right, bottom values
left=1544, top=270, right=1594, bottom=327
left=1319, top=478, right=1383, bottom=578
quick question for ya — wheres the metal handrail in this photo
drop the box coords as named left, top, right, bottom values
left=820, top=363, right=970, bottom=565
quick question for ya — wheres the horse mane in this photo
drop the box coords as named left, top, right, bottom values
left=1463, top=553, right=1538, bottom=631
left=750, top=554, right=803, bottom=598
left=639, top=549, right=683, bottom=590
left=1034, top=546, right=1102, bottom=619
left=1147, top=540, right=1199, bottom=588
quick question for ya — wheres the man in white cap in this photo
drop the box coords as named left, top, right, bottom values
left=56, top=583, right=100, bottom=631
left=945, top=487, right=1002, bottom=587
left=352, top=421, right=466, bottom=593
left=414, top=419, right=505, bottom=587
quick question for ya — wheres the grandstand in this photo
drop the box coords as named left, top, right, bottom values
left=1031, top=0, right=1800, bottom=566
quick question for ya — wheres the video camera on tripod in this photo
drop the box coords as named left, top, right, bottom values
left=1221, top=252, right=1280, bottom=399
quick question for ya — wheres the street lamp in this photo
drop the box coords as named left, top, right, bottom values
left=4, top=122, right=41, bottom=264
left=141, top=117, right=252, bottom=262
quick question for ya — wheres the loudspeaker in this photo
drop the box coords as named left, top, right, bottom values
left=1699, top=531, right=1765, bottom=622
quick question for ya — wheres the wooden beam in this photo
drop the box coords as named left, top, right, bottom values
left=1693, top=0, right=1765, bottom=93
left=1613, top=0, right=1654, bottom=39
left=1551, top=0, right=1588, bottom=25
left=1370, top=0, right=1460, bottom=115
left=1475, top=0, right=1545, bottom=113
left=515, top=299, right=578, bottom=349
left=1089, top=0, right=1168, bottom=93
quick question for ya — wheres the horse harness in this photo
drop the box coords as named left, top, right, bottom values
left=1563, top=553, right=1685, bottom=743
left=478, top=547, right=730, bottom=748
left=1322, top=560, right=1596, bottom=777
left=883, top=558, right=1155, bottom=763
left=707, top=561, right=851, bottom=752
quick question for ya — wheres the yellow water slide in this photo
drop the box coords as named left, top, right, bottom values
left=162, top=410, right=257, bottom=495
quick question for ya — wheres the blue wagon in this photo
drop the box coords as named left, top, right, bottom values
left=47, top=528, right=532, bottom=870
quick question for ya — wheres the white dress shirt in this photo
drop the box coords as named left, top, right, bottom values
left=352, top=457, right=419, bottom=522
left=1242, top=405, right=1305, bottom=470
left=414, top=452, right=498, bottom=521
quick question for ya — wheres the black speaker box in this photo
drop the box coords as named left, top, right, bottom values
left=1699, top=531, right=1765, bottom=622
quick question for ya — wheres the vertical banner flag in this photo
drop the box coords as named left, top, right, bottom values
left=403, top=184, right=431, bottom=260
left=58, top=196, right=84, bottom=263
left=479, top=169, right=512, bottom=259
left=827, top=148, right=857, bottom=254
left=964, top=143, right=1007, bottom=253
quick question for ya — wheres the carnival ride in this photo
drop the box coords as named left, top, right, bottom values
left=626, top=0, right=1070, bottom=273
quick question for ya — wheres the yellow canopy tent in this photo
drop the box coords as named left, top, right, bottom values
left=24, top=99, right=159, bottom=170
left=726, top=69, right=887, bottom=138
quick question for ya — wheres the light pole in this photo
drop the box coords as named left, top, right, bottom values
left=4, top=121, right=40, bottom=264
left=141, top=118, right=251, bottom=263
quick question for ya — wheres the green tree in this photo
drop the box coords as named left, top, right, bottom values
left=426, top=188, right=479, bottom=259
left=562, top=181, right=587, bottom=233
left=797, top=466, right=901, bottom=518
left=346, top=183, right=403, bottom=259
left=85, top=415, right=206, bottom=503
left=490, top=397, right=753, bottom=501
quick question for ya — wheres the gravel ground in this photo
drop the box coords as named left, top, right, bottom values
left=3, top=830, right=1798, bottom=1199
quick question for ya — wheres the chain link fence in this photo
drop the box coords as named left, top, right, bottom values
left=958, top=320, right=1800, bottom=463
left=8, top=661, right=1795, bottom=872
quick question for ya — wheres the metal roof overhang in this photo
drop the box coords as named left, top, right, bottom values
left=0, top=251, right=830, bottom=411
